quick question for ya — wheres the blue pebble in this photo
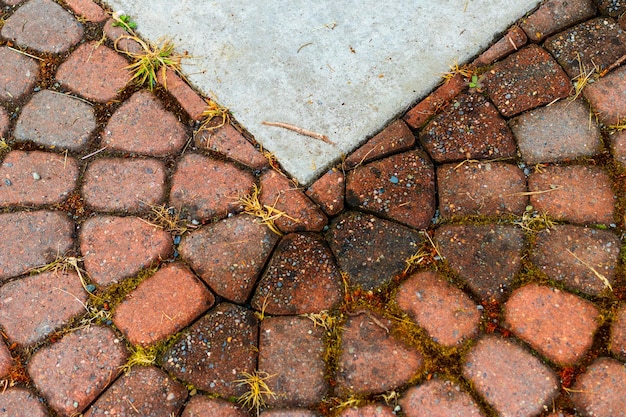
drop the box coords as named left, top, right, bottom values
left=389, top=175, right=399, bottom=184
left=86, top=284, right=96, bottom=293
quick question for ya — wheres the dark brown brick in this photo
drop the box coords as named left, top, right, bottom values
left=252, top=233, right=343, bottom=315
left=14, top=90, right=96, bottom=151
left=195, top=122, right=268, bottom=170
left=0, top=46, right=39, bottom=101
left=435, top=224, right=524, bottom=302
left=0, top=388, right=49, bottom=417
left=79, top=215, right=173, bottom=286
left=528, top=165, right=616, bottom=225
left=0, top=270, right=87, bottom=346
left=531, top=224, right=620, bottom=296
left=327, top=211, right=422, bottom=290
left=596, top=0, right=626, bottom=17
left=1, top=0, right=83, bottom=53
left=83, top=366, right=188, bottom=417
left=0, top=210, right=74, bottom=281
left=419, top=93, right=516, bottom=162
left=27, top=326, right=128, bottom=417
left=520, top=0, right=597, bottom=42
left=504, top=283, right=600, bottom=365
left=65, top=0, right=107, bottom=23
left=610, top=304, right=626, bottom=360
left=162, top=303, right=258, bottom=397
left=113, top=263, right=214, bottom=346
left=181, top=396, right=248, bottom=417
left=306, top=168, right=345, bottom=216
left=463, top=335, right=559, bottom=417
left=170, top=153, right=255, bottom=222
left=396, top=271, right=480, bottom=347
left=338, top=404, right=396, bottom=417
left=343, top=119, right=415, bottom=169
left=56, top=42, right=130, bottom=103
left=0, top=150, right=79, bottom=207
left=473, top=26, right=527, bottom=67
left=82, top=157, right=166, bottom=213
left=399, top=378, right=485, bottom=416
left=102, top=90, right=188, bottom=156
left=346, top=149, right=435, bottom=229
left=482, top=45, right=571, bottom=117
left=335, top=310, right=424, bottom=396
left=571, top=357, right=626, bottom=416
left=437, top=161, right=527, bottom=217
left=584, top=63, right=626, bottom=126
left=259, top=316, right=328, bottom=407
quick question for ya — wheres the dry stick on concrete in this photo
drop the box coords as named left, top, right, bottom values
left=262, top=121, right=335, bottom=145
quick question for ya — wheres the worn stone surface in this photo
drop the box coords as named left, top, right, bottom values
left=27, top=326, right=128, bottom=417
left=335, top=310, right=424, bottom=396
left=528, top=165, right=615, bottom=225
left=610, top=130, right=626, bottom=168
left=170, top=153, right=255, bottom=222
left=113, top=263, right=215, bottom=346
left=0, top=150, right=79, bottom=207
left=399, top=378, right=485, bottom=417
left=14, top=90, right=96, bottom=151
left=83, top=366, right=188, bottom=417
left=0, top=46, right=39, bottom=101
left=162, top=303, right=258, bottom=397
left=520, top=0, right=597, bottom=42
left=64, top=0, right=107, bottom=22
left=482, top=45, right=571, bottom=117
left=0, top=270, right=87, bottom=346
left=262, top=410, right=321, bottom=417
left=82, top=157, right=166, bottom=213
left=583, top=63, right=626, bottom=126
left=473, top=26, right=527, bottom=67
left=531, top=224, right=620, bottom=296
left=463, top=335, right=559, bottom=417
left=504, top=284, right=600, bottom=365
left=571, top=357, right=626, bottom=417
left=0, top=106, right=8, bottom=138
left=252, top=232, right=343, bottom=315
left=79, top=215, right=173, bottom=286
left=419, top=93, right=516, bottom=163
left=195, top=122, right=268, bottom=169
left=181, top=396, right=248, bottom=417
left=0, top=210, right=74, bottom=281
left=396, top=271, right=480, bottom=347
left=0, top=340, right=12, bottom=379
left=596, top=0, right=626, bottom=17
left=327, top=211, right=422, bottom=290
left=346, top=149, right=436, bottom=229
left=306, top=168, right=345, bottom=216
left=157, top=67, right=207, bottom=120
left=338, top=404, right=396, bottom=417
left=102, top=18, right=143, bottom=54
left=437, top=161, right=527, bottom=217
left=1, top=0, right=83, bottom=53
left=259, top=316, right=327, bottom=407
left=510, top=99, right=602, bottom=164
left=179, top=214, right=279, bottom=303
left=610, top=303, right=626, bottom=360
left=0, top=388, right=50, bottom=417
left=435, top=224, right=524, bottom=302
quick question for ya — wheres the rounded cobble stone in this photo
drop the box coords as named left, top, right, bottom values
left=79, top=215, right=173, bottom=286
left=504, top=283, right=600, bottom=365
left=343, top=119, right=415, bottom=169
left=0, top=46, right=39, bottom=101
left=0, top=270, right=88, bottom=346
left=13, top=90, right=96, bottom=151
left=0, top=210, right=74, bottom=281
left=1, top=0, right=83, bottom=54
left=113, top=263, right=215, bottom=346
left=571, top=357, right=626, bottom=417
left=195, top=122, right=269, bottom=169
left=0, top=340, right=11, bottom=379
left=396, top=271, right=480, bottom=347
left=463, top=335, right=559, bottom=417
left=170, top=153, right=255, bottom=222
left=610, top=130, right=626, bottom=168
left=64, top=0, right=107, bottom=23
left=583, top=63, right=626, bottom=126
left=306, top=168, right=345, bottom=216
left=610, top=303, right=626, bottom=360
left=0, top=388, right=50, bottom=417
left=399, top=378, right=485, bottom=417
left=338, top=404, right=396, bottom=417
left=181, top=396, right=248, bottom=417
left=103, top=18, right=144, bottom=54
left=0, top=150, right=79, bottom=207
left=82, top=157, right=166, bottom=213
left=27, top=326, right=128, bottom=417
left=102, top=90, right=188, bottom=156
left=56, top=42, right=130, bottom=103
left=520, top=0, right=597, bottom=42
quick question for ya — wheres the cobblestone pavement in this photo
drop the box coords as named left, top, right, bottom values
left=1, top=0, right=626, bottom=416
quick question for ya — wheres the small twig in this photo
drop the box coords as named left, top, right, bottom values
left=8, top=46, right=44, bottom=61
left=262, top=121, right=335, bottom=145
left=566, top=249, right=613, bottom=291
left=81, top=146, right=108, bottom=160
left=509, top=186, right=561, bottom=196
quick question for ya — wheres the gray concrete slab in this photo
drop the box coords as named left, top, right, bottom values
left=104, top=0, right=541, bottom=185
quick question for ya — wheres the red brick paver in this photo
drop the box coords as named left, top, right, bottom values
left=157, top=68, right=207, bottom=120
left=195, top=122, right=268, bottom=170
left=0, top=388, right=50, bottom=417
left=181, top=396, right=248, bottom=417
left=306, top=168, right=345, bottom=216
left=571, top=357, right=626, bottom=417
left=610, top=130, right=626, bottom=168
left=343, top=119, right=415, bottom=169
left=103, top=18, right=143, bottom=54
left=65, top=0, right=108, bottom=23
left=338, top=404, right=396, bottom=417
left=583, top=63, right=626, bottom=126
left=0, top=46, right=39, bottom=101
left=610, top=303, right=626, bottom=360
left=0, top=106, right=8, bottom=138
left=399, top=378, right=485, bottom=417
left=0, top=341, right=11, bottom=378
left=262, top=410, right=321, bottom=417
left=520, top=0, right=597, bottom=42
left=474, top=26, right=527, bottom=67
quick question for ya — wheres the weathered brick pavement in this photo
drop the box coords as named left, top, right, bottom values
left=1, top=0, right=626, bottom=416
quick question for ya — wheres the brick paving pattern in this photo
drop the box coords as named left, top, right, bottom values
left=1, top=1, right=626, bottom=416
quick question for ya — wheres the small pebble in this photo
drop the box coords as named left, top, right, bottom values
left=32, top=172, right=41, bottom=180
left=4, top=179, right=11, bottom=186
left=389, top=175, right=399, bottom=184
left=86, top=284, right=96, bottom=293
left=173, top=235, right=182, bottom=245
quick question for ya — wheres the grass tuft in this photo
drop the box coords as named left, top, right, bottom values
left=145, top=203, right=192, bottom=235
left=513, top=205, right=556, bottom=234
left=238, top=184, right=296, bottom=236
left=570, top=53, right=599, bottom=102
left=197, top=100, right=231, bottom=133
left=118, top=36, right=183, bottom=90
left=235, top=370, right=277, bottom=416
left=120, top=345, right=158, bottom=375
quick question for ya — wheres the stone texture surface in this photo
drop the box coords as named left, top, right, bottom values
left=0, top=106, right=8, bottom=138
left=259, top=316, right=328, bottom=407
left=0, top=340, right=12, bottom=379
left=65, top=0, right=107, bottom=22
left=583, top=63, right=626, bottom=126
left=179, top=214, right=279, bottom=303
left=327, top=211, right=422, bottom=290
left=0, top=270, right=88, bottom=346
left=504, top=283, right=600, bottom=365
left=399, top=378, right=485, bottom=417
left=262, top=411, right=321, bottom=417
left=113, top=263, right=215, bottom=346
left=528, top=165, right=616, bottom=225
left=79, top=215, right=173, bottom=286
left=338, top=404, right=396, bottom=417
left=157, top=68, right=207, bottom=120
left=0, top=46, right=39, bottom=101
left=195, top=122, right=268, bottom=169
left=437, top=161, right=527, bottom=217
left=596, top=0, right=626, bottom=17
left=181, top=396, right=248, bottom=417
left=27, top=326, right=128, bottom=417
left=0, top=388, right=50, bottom=417
left=169, top=153, right=255, bottom=222
left=520, top=0, right=597, bottom=42
left=0, top=150, right=79, bottom=207
left=531, top=224, right=620, bottom=296
left=306, top=168, right=345, bottom=216
left=473, top=26, right=528, bottom=67
left=103, top=18, right=143, bottom=54
left=343, top=119, right=415, bottom=169
left=0, top=210, right=74, bottom=281
left=610, top=130, right=626, bottom=168
left=346, top=149, right=436, bottom=229
left=610, top=303, right=626, bottom=360
left=463, top=335, right=559, bottom=417
left=335, top=310, right=424, bottom=396
left=162, top=303, right=258, bottom=397
left=435, top=224, right=524, bottom=301
left=571, top=357, right=626, bottom=417
left=396, top=271, right=480, bottom=347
